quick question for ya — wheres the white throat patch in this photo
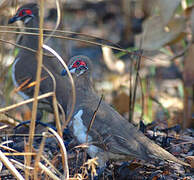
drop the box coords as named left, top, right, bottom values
left=73, top=110, right=99, bottom=157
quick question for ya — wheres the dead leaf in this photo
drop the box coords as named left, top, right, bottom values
left=136, top=16, right=186, bottom=50
left=185, top=156, right=194, bottom=168
left=112, top=92, right=129, bottom=115
left=102, top=46, right=125, bottom=74
left=156, top=0, right=181, bottom=26
left=183, top=44, right=194, bottom=85
left=191, top=8, right=194, bottom=41
left=84, top=157, right=98, bottom=177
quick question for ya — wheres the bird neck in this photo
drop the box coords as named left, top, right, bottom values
left=21, top=16, right=40, bottom=50
left=74, top=75, right=95, bottom=101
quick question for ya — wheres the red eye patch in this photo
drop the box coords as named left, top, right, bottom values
left=25, top=9, right=32, bottom=15
left=72, top=60, right=87, bottom=68
left=18, top=9, right=32, bottom=17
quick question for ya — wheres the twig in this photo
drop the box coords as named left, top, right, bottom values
left=10, top=158, right=34, bottom=171
left=138, top=73, right=145, bottom=122
left=0, top=25, right=123, bottom=48
left=42, top=44, right=76, bottom=130
left=0, top=30, right=154, bottom=62
left=41, top=64, right=63, bottom=138
left=128, top=58, right=133, bottom=121
left=48, top=127, right=69, bottom=179
left=44, top=0, right=60, bottom=44
left=85, top=95, right=103, bottom=164
left=0, top=150, right=25, bottom=180
left=41, top=46, right=71, bottom=170
left=38, top=162, right=61, bottom=180
left=131, top=50, right=143, bottom=124
left=0, top=38, right=53, bottom=57
left=41, top=155, right=62, bottom=177
left=3, top=152, right=36, bottom=156
left=87, top=95, right=103, bottom=135
left=169, top=43, right=191, bottom=61
left=0, top=113, right=18, bottom=126
left=0, top=92, right=54, bottom=113
left=34, top=132, right=47, bottom=179
left=26, top=1, right=44, bottom=179
left=0, top=134, right=43, bottom=137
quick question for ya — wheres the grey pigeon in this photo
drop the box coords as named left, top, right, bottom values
left=62, top=55, right=190, bottom=168
left=8, top=3, right=69, bottom=117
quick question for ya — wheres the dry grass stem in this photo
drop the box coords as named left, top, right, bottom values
left=42, top=44, right=69, bottom=169
left=57, top=102, right=66, bottom=127
left=0, top=25, right=122, bottom=47
left=34, top=132, right=47, bottom=179
left=52, top=94, right=66, bottom=168
left=0, top=124, right=8, bottom=130
left=0, top=133, right=44, bottom=138
left=131, top=51, right=143, bottom=123
left=87, top=95, right=103, bottom=134
left=26, top=1, right=44, bottom=179
left=48, top=127, right=69, bottom=179
left=4, top=152, right=36, bottom=156
left=52, top=94, right=63, bottom=137
left=41, top=155, right=62, bottom=176
left=0, top=30, right=153, bottom=61
left=42, top=44, right=76, bottom=130
left=86, top=94, right=103, bottom=162
left=10, top=159, right=34, bottom=171
left=0, top=25, right=120, bottom=41
left=0, top=38, right=52, bottom=57
left=0, top=150, right=25, bottom=180
left=0, top=92, right=54, bottom=113
left=44, top=0, right=60, bottom=44
left=0, top=144, right=17, bottom=152
left=38, top=162, right=61, bottom=180
left=41, top=65, right=63, bottom=138
left=41, top=64, right=66, bottom=171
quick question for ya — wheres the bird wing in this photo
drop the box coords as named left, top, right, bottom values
left=13, top=52, right=59, bottom=111
left=72, top=98, right=190, bottom=167
left=72, top=98, right=150, bottom=160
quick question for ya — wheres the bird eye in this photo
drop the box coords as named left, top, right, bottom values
left=18, top=9, right=32, bottom=17
left=72, top=60, right=87, bottom=69
left=25, top=9, right=32, bottom=15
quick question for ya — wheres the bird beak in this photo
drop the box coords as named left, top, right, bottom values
left=61, top=65, right=88, bottom=76
left=61, top=69, right=67, bottom=76
left=8, top=14, right=34, bottom=24
left=61, top=67, right=76, bottom=76
left=8, top=16, right=20, bottom=24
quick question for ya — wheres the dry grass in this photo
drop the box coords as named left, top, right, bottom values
left=0, top=1, right=149, bottom=179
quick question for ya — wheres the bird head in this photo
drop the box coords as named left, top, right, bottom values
left=8, top=3, right=38, bottom=25
left=61, top=56, right=92, bottom=77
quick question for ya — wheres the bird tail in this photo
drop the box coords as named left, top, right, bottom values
left=145, top=140, right=190, bottom=167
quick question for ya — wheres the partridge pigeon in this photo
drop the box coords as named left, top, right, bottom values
left=61, top=55, right=189, bottom=168
left=8, top=3, right=69, bottom=118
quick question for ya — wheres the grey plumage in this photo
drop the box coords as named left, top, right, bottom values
left=9, top=3, right=69, bottom=115
left=63, top=55, right=190, bottom=167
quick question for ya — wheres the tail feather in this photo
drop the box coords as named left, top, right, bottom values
left=145, top=140, right=190, bottom=167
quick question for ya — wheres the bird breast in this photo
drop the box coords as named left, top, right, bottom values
left=72, top=109, right=101, bottom=158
